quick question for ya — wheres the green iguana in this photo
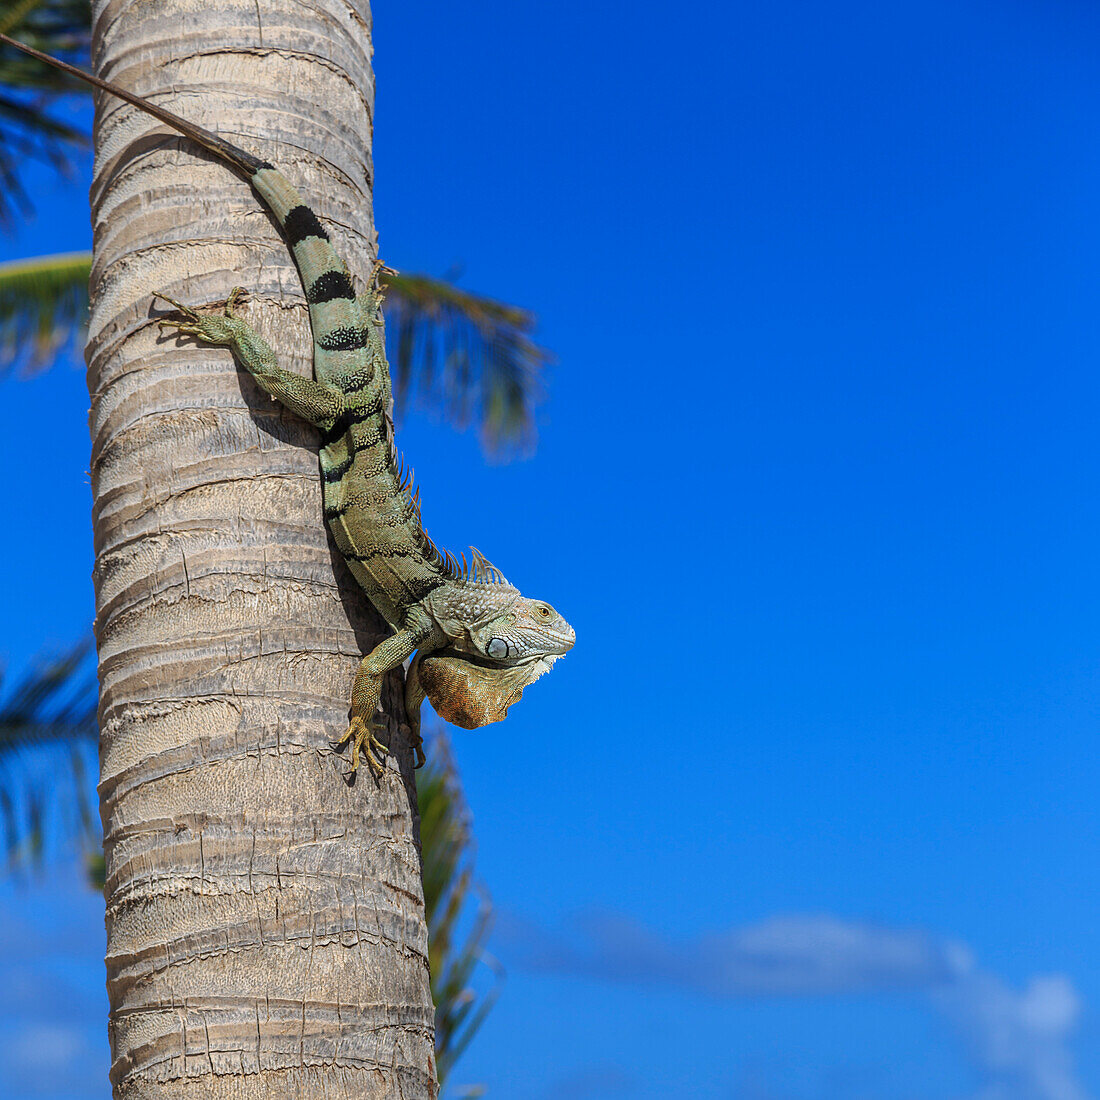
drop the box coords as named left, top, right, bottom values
left=2, top=34, right=575, bottom=777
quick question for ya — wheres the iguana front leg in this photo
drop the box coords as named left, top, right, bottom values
left=155, top=290, right=344, bottom=426
left=403, top=654, right=429, bottom=769
left=335, top=627, right=429, bottom=776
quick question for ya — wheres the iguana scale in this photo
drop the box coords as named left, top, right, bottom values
left=3, top=34, right=575, bottom=776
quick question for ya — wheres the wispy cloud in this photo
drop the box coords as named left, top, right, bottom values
left=0, top=869, right=109, bottom=1100
left=540, top=1064, right=635, bottom=1100
left=500, top=911, right=1087, bottom=1100
left=934, top=970, right=1085, bottom=1100
left=8, top=1023, right=91, bottom=1074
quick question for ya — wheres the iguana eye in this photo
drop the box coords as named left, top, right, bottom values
left=536, top=605, right=552, bottom=619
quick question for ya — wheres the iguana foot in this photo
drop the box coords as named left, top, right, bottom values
left=332, top=715, right=389, bottom=777
left=153, top=288, right=248, bottom=346
left=405, top=725, right=426, bottom=769
left=369, top=259, right=398, bottom=285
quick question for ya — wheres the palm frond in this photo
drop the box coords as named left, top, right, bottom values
left=1, top=7, right=550, bottom=450
left=0, top=1, right=43, bottom=39
left=0, top=0, right=92, bottom=224
left=0, top=254, right=550, bottom=457
left=418, top=730, right=502, bottom=1090
left=0, top=0, right=91, bottom=93
left=0, top=250, right=89, bottom=373
left=383, top=271, right=550, bottom=459
left=0, top=646, right=499, bottom=1083
left=0, top=639, right=98, bottom=871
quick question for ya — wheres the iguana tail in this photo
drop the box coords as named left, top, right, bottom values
left=0, top=33, right=376, bottom=387
left=0, top=33, right=269, bottom=176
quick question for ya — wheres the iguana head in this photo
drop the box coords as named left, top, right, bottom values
left=471, top=594, right=575, bottom=662
left=425, top=548, right=575, bottom=665
left=420, top=551, right=574, bottom=729
left=429, top=586, right=575, bottom=663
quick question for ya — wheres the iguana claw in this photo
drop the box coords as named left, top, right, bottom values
left=332, top=715, right=389, bottom=778
left=401, top=723, right=426, bottom=769
left=151, top=290, right=199, bottom=318
left=226, top=286, right=247, bottom=314
left=157, top=318, right=207, bottom=339
left=153, top=289, right=248, bottom=346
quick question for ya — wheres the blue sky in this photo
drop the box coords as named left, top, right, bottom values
left=3, top=0, right=1100, bottom=1096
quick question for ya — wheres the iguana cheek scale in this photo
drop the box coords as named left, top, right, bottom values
left=2, top=34, right=575, bottom=777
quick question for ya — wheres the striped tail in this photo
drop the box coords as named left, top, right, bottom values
left=246, top=168, right=373, bottom=386
left=0, top=34, right=379, bottom=388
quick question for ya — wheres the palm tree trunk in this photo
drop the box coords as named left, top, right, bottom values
left=88, top=4, right=436, bottom=1097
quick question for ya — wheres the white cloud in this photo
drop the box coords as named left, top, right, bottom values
left=541, top=1064, right=635, bottom=1100
left=934, top=971, right=1086, bottom=1100
left=10, top=1024, right=89, bottom=1073
left=0, top=870, right=110, bottom=1099
left=501, top=911, right=1087, bottom=1100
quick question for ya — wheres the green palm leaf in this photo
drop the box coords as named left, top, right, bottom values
left=0, top=640, right=98, bottom=870
left=0, top=250, right=89, bottom=371
left=0, top=252, right=550, bottom=456
left=0, top=647, right=499, bottom=1087
left=384, top=271, right=549, bottom=458
left=418, top=732, right=502, bottom=1091
left=0, top=1, right=91, bottom=225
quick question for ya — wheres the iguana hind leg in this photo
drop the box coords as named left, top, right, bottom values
left=154, top=289, right=344, bottom=426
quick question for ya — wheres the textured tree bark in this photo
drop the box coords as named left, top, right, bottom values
left=87, top=3, right=436, bottom=1097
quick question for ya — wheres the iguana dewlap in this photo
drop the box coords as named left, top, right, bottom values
left=417, top=651, right=563, bottom=730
